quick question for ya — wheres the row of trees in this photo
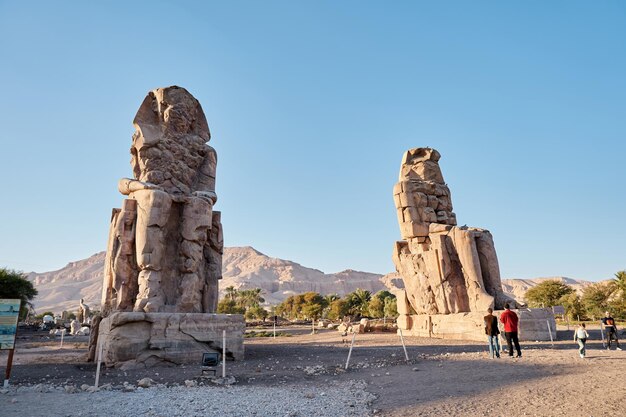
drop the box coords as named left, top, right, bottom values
left=524, top=271, right=626, bottom=320
left=217, top=287, right=268, bottom=321
left=276, top=289, right=398, bottom=321
left=216, top=286, right=399, bottom=322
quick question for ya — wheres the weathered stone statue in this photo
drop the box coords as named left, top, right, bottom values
left=392, top=148, right=554, bottom=341
left=101, top=86, right=223, bottom=315
left=95, top=86, right=243, bottom=367
left=70, top=319, right=80, bottom=335
left=78, top=298, right=90, bottom=323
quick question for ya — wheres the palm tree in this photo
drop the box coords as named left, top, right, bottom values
left=325, top=294, right=339, bottom=305
left=322, top=294, right=340, bottom=319
left=238, top=288, right=265, bottom=309
left=224, top=286, right=237, bottom=301
left=346, top=288, right=372, bottom=318
left=614, top=271, right=626, bottom=295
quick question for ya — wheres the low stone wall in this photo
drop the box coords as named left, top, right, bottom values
left=98, top=312, right=245, bottom=368
left=398, top=308, right=556, bottom=342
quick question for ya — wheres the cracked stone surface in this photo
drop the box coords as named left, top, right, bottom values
left=94, top=87, right=244, bottom=367
left=390, top=148, right=550, bottom=341
left=99, top=312, right=245, bottom=367
left=101, top=86, right=223, bottom=315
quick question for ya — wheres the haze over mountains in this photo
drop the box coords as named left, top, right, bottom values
left=26, top=246, right=598, bottom=314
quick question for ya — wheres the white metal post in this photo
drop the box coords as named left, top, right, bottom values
left=399, top=328, right=409, bottom=362
left=345, top=331, right=357, bottom=370
left=599, top=320, right=606, bottom=348
left=94, top=339, right=104, bottom=388
left=546, top=320, right=554, bottom=346
left=60, top=329, right=65, bottom=349
left=222, top=330, right=226, bottom=378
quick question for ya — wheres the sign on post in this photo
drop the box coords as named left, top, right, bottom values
left=0, top=299, right=20, bottom=350
left=2, top=299, right=21, bottom=388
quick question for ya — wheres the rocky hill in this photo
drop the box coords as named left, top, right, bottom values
left=26, top=248, right=602, bottom=314
left=27, top=247, right=389, bottom=314
left=221, top=246, right=388, bottom=305
left=27, top=252, right=106, bottom=314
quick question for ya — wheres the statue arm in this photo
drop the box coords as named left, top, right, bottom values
left=192, top=145, right=218, bottom=203
left=118, top=178, right=163, bottom=195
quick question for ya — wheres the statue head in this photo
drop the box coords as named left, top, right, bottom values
left=130, top=86, right=213, bottom=194
left=133, top=86, right=210, bottom=147
left=399, top=147, right=445, bottom=183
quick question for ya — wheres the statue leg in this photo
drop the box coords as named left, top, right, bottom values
left=204, top=211, right=223, bottom=313
left=132, top=189, right=172, bottom=312
left=450, top=227, right=494, bottom=312
left=113, top=199, right=138, bottom=312
left=475, top=231, right=521, bottom=309
left=102, top=208, right=121, bottom=315
left=177, top=196, right=212, bottom=312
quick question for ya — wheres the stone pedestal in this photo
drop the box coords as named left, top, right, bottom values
left=98, top=312, right=244, bottom=368
left=397, top=308, right=556, bottom=342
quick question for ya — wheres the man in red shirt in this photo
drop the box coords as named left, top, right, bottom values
left=500, top=303, right=522, bottom=358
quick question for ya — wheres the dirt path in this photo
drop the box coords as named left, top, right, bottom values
left=2, top=326, right=625, bottom=416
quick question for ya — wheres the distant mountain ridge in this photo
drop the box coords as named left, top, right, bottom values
left=221, top=246, right=388, bottom=305
left=26, top=247, right=390, bottom=313
left=26, top=247, right=603, bottom=314
left=501, top=276, right=599, bottom=303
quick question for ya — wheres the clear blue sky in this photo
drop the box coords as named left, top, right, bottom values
left=0, top=1, right=624, bottom=280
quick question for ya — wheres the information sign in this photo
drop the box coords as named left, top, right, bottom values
left=0, top=299, right=20, bottom=350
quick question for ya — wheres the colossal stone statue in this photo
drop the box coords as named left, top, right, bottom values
left=95, top=87, right=243, bottom=367
left=392, top=148, right=557, bottom=341
left=392, top=148, right=518, bottom=315
left=101, top=86, right=223, bottom=315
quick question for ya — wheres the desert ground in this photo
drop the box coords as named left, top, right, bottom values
left=1, top=324, right=625, bottom=417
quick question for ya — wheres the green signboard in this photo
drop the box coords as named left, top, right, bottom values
left=0, top=299, right=20, bottom=350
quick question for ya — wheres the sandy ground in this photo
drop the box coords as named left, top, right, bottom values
left=1, top=325, right=625, bottom=416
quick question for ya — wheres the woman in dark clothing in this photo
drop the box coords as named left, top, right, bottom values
left=484, top=308, right=501, bottom=358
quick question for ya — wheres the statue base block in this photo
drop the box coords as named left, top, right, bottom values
left=98, top=312, right=245, bottom=368
left=397, top=308, right=556, bottom=342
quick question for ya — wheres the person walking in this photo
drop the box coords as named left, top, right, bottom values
left=499, top=303, right=522, bottom=358
left=601, top=311, right=622, bottom=351
left=574, top=323, right=589, bottom=358
left=484, top=308, right=500, bottom=358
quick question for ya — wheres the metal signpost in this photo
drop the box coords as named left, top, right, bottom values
left=273, top=315, right=277, bottom=340
left=1, top=299, right=21, bottom=388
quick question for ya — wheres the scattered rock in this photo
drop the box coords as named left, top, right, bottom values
left=64, top=385, right=78, bottom=394
left=211, top=376, right=236, bottom=386
left=122, top=382, right=136, bottom=392
left=33, top=384, right=47, bottom=393
left=137, top=378, right=155, bottom=388
left=303, top=365, right=325, bottom=376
